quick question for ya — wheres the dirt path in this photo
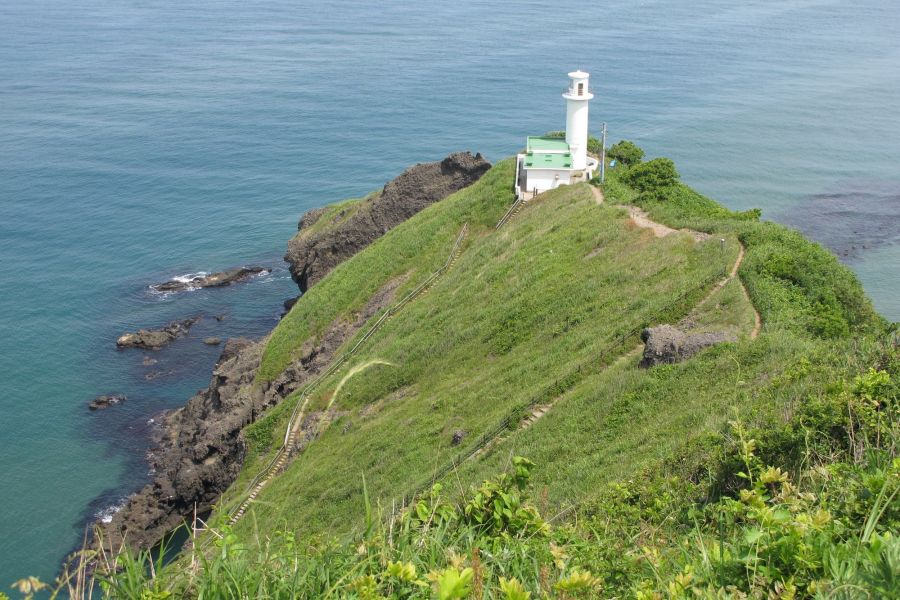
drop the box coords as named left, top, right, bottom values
left=590, top=186, right=709, bottom=242
left=589, top=185, right=760, bottom=339
left=745, top=277, right=762, bottom=339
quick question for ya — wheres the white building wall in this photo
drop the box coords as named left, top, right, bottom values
left=524, top=169, right=573, bottom=195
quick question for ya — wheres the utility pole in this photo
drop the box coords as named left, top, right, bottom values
left=600, top=122, right=607, bottom=183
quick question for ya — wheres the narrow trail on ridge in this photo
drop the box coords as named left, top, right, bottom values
left=473, top=185, right=765, bottom=448
left=589, top=185, right=761, bottom=339
left=229, top=184, right=764, bottom=529
left=454, top=184, right=765, bottom=467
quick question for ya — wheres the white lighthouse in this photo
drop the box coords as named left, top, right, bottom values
left=514, top=70, right=599, bottom=199
left=563, top=70, right=593, bottom=171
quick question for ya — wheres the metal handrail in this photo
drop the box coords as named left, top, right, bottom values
left=496, top=197, right=525, bottom=230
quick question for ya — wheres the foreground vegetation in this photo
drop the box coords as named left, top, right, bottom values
left=24, top=357, right=899, bottom=597
left=14, top=143, right=897, bottom=598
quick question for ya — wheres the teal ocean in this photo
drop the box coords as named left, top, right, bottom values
left=1, top=0, right=898, bottom=585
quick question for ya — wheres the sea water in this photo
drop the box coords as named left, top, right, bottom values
left=1, top=0, right=897, bottom=585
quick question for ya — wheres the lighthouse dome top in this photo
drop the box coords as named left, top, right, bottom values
left=563, top=69, right=593, bottom=101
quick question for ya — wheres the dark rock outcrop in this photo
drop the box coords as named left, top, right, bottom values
left=101, top=338, right=262, bottom=551
left=98, top=154, right=488, bottom=550
left=88, top=394, right=126, bottom=411
left=99, top=277, right=404, bottom=551
left=285, top=151, right=490, bottom=292
left=116, top=316, right=201, bottom=350
left=282, top=296, right=299, bottom=316
left=153, top=267, right=269, bottom=293
left=639, top=325, right=736, bottom=368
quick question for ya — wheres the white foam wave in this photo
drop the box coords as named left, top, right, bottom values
left=95, top=499, right=127, bottom=524
left=170, top=271, right=209, bottom=283
left=148, top=271, right=210, bottom=295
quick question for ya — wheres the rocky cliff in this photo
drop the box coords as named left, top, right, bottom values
left=285, top=151, right=490, bottom=292
left=99, top=152, right=486, bottom=551
left=101, top=338, right=262, bottom=550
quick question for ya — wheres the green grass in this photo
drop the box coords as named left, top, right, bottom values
left=686, top=277, right=758, bottom=334
left=258, top=160, right=517, bottom=384
left=227, top=173, right=738, bottom=540
left=20, top=146, right=898, bottom=600
left=43, top=358, right=899, bottom=599
left=225, top=152, right=888, bottom=548
left=602, top=164, right=885, bottom=338
left=293, top=194, right=371, bottom=238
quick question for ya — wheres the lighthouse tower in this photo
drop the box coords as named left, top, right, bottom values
left=563, top=70, right=593, bottom=171
left=513, top=70, right=600, bottom=200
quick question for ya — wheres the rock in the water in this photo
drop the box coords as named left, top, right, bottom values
left=283, top=296, right=299, bottom=313
left=285, top=151, right=491, bottom=293
left=116, top=316, right=201, bottom=350
left=640, top=325, right=736, bottom=368
left=153, top=267, right=269, bottom=293
left=99, top=338, right=263, bottom=552
left=98, top=278, right=406, bottom=552
left=203, top=337, right=222, bottom=346
left=88, top=394, right=126, bottom=410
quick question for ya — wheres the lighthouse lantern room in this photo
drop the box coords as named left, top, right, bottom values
left=515, top=71, right=599, bottom=199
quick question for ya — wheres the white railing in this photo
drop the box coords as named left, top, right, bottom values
left=563, top=86, right=594, bottom=97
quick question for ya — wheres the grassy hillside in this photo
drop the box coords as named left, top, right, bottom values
left=258, top=161, right=516, bottom=384
left=225, top=162, right=741, bottom=539
left=29, top=148, right=896, bottom=599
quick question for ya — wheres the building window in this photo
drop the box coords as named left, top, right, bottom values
left=577, top=82, right=584, bottom=96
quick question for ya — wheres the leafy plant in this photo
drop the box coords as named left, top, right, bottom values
left=607, top=139, right=645, bottom=166
left=499, top=576, right=531, bottom=600
left=430, top=566, right=473, bottom=600
left=463, top=457, right=548, bottom=538
left=554, top=569, right=601, bottom=597
left=623, top=158, right=680, bottom=199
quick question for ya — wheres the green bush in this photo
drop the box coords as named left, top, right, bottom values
left=623, top=157, right=680, bottom=200
left=607, top=140, right=645, bottom=166
left=741, top=223, right=883, bottom=338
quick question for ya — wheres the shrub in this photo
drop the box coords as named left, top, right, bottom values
left=607, top=140, right=645, bottom=166
left=623, top=158, right=680, bottom=199
left=462, top=457, right=548, bottom=538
